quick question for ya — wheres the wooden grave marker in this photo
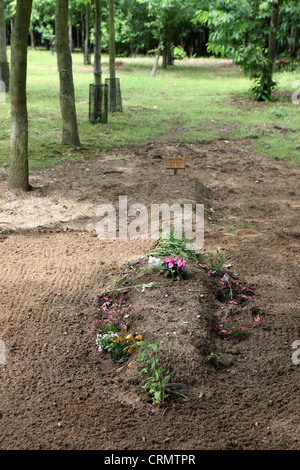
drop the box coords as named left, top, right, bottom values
left=165, top=156, right=185, bottom=175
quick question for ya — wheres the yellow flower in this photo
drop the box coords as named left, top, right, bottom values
left=128, top=347, right=134, bottom=354
left=135, top=334, right=142, bottom=342
left=121, top=326, right=127, bottom=334
left=126, top=334, right=133, bottom=342
left=112, top=339, right=116, bottom=344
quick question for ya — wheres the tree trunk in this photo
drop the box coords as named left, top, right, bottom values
left=94, top=0, right=102, bottom=85
left=108, top=0, right=116, bottom=111
left=162, top=48, right=167, bottom=69
left=266, top=0, right=279, bottom=76
left=290, top=27, right=299, bottom=58
left=84, top=2, right=90, bottom=65
left=162, top=28, right=168, bottom=69
left=81, top=11, right=84, bottom=53
left=68, top=12, right=74, bottom=53
left=8, top=0, right=33, bottom=191
left=91, top=0, right=103, bottom=123
left=55, top=0, right=80, bottom=146
left=295, top=28, right=299, bottom=58
left=167, top=43, right=174, bottom=66
left=108, top=0, right=116, bottom=80
left=0, top=0, right=7, bottom=61
left=0, top=0, right=9, bottom=92
left=151, top=44, right=161, bottom=77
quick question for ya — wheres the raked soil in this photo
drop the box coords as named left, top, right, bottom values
left=0, top=136, right=299, bottom=450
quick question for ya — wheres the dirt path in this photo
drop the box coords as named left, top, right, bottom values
left=0, top=137, right=299, bottom=450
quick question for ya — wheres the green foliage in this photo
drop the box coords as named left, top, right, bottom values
left=249, top=73, right=277, bottom=101
left=194, top=0, right=290, bottom=100
left=96, top=325, right=142, bottom=363
left=4, top=0, right=205, bottom=57
left=195, top=1, right=270, bottom=78
left=159, top=256, right=188, bottom=281
left=137, top=341, right=171, bottom=405
left=203, top=248, right=226, bottom=276
left=148, top=230, right=198, bottom=262
left=172, top=45, right=187, bottom=60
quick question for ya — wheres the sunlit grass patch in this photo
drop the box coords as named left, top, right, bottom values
left=0, top=50, right=299, bottom=171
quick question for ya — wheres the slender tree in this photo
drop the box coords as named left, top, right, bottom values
left=94, top=0, right=102, bottom=86
left=8, top=0, right=32, bottom=191
left=0, top=0, right=9, bottom=92
left=55, top=0, right=80, bottom=146
left=90, top=0, right=104, bottom=123
left=108, top=0, right=116, bottom=111
left=0, top=0, right=6, bottom=59
left=258, top=0, right=280, bottom=100
left=265, top=0, right=280, bottom=76
left=151, top=44, right=161, bottom=77
left=84, top=1, right=91, bottom=64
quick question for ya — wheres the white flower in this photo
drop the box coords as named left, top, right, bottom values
left=148, top=256, right=162, bottom=268
left=96, top=332, right=118, bottom=352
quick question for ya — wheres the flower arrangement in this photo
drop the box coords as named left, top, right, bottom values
left=203, top=249, right=226, bottom=276
left=159, top=256, right=188, bottom=281
left=214, top=316, right=247, bottom=339
left=219, top=273, right=255, bottom=303
left=96, top=325, right=142, bottom=363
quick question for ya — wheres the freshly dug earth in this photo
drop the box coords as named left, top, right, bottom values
left=0, top=137, right=299, bottom=450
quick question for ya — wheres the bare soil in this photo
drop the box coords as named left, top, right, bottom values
left=0, top=136, right=299, bottom=450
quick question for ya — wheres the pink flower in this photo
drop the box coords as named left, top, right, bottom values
left=254, top=316, right=260, bottom=322
left=121, top=290, right=128, bottom=294
left=168, top=263, right=174, bottom=268
left=177, top=260, right=186, bottom=270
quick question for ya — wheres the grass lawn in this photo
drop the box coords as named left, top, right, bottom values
left=0, top=49, right=299, bottom=171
